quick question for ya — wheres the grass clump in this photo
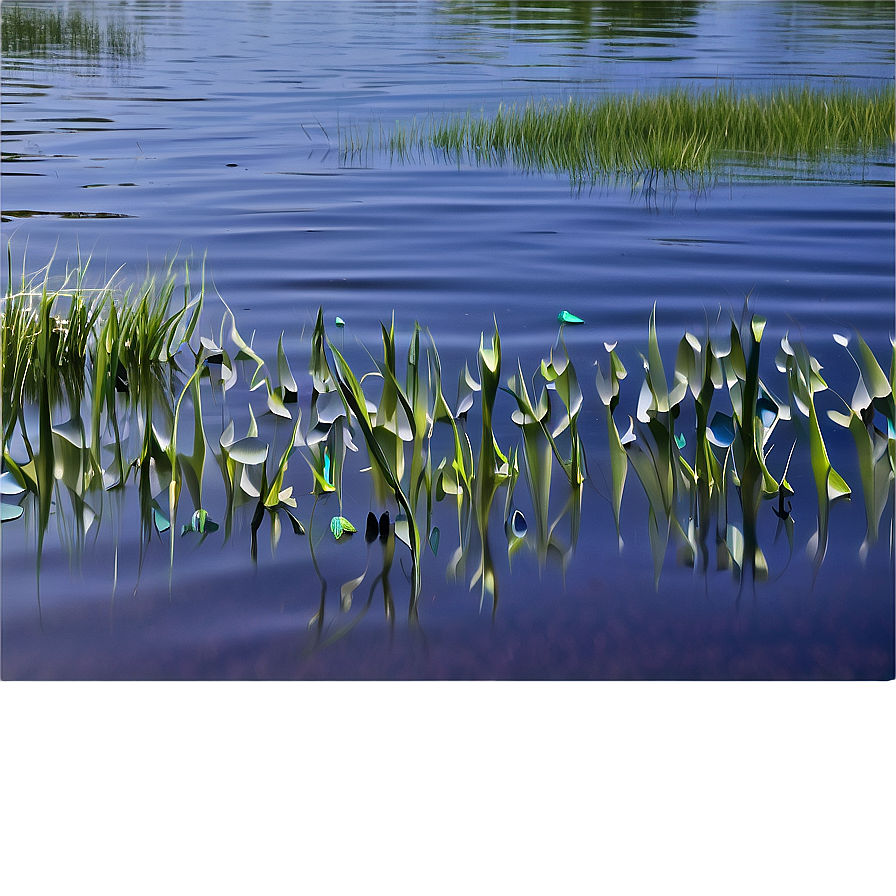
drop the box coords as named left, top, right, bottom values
left=1, top=3, right=143, bottom=59
left=355, top=84, right=895, bottom=184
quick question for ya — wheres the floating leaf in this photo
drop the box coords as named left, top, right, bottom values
left=181, top=509, right=219, bottom=535
left=330, top=515, right=357, bottom=539
left=557, top=310, right=584, bottom=325
left=152, top=507, right=170, bottom=534
left=335, top=316, right=345, bottom=328
left=266, top=386, right=291, bottom=419
left=226, top=437, right=269, bottom=465
left=756, top=394, right=778, bottom=429
left=707, top=412, right=735, bottom=448
left=0, top=471, right=25, bottom=496
left=51, top=418, right=84, bottom=447
left=394, top=512, right=410, bottom=548
left=1, top=503, right=24, bottom=522
left=276, top=332, right=298, bottom=394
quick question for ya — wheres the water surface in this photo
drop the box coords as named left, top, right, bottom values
left=2, top=1, right=893, bottom=679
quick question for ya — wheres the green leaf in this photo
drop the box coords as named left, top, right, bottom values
left=181, top=508, right=219, bottom=535
left=330, top=515, right=357, bottom=539
left=855, top=334, right=891, bottom=401
left=557, top=310, right=584, bottom=324
left=276, top=332, right=298, bottom=394
left=429, top=526, right=440, bottom=555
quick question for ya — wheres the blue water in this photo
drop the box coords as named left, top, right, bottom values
left=2, top=1, right=893, bottom=679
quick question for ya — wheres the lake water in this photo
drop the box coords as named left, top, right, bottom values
left=2, top=0, right=894, bottom=680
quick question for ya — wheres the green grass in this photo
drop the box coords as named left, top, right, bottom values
left=347, top=85, right=895, bottom=184
left=2, top=258, right=894, bottom=614
left=1, top=3, right=143, bottom=59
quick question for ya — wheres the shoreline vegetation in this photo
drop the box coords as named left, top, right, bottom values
left=344, top=85, right=896, bottom=184
left=2, top=260, right=894, bottom=620
left=1, top=3, right=143, bottom=59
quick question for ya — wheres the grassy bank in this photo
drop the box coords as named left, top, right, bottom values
left=347, top=85, right=895, bottom=183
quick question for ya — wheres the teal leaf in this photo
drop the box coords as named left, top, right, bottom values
left=756, top=394, right=778, bottom=429
left=330, top=515, right=357, bottom=539
left=675, top=433, right=686, bottom=449
left=152, top=507, right=170, bottom=534
left=192, top=509, right=218, bottom=533
left=1, top=503, right=24, bottom=522
left=182, top=509, right=219, bottom=535
left=429, top=526, right=440, bottom=556
left=707, top=412, right=735, bottom=448
left=335, top=316, right=345, bottom=328
left=557, top=310, right=584, bottom=325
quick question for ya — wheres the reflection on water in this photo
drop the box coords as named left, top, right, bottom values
left=3, top=260, right=893, bottom=678
left=438, top=1, right=701, bottom=40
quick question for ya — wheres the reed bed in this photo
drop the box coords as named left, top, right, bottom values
left=348, top=85, right=895, bottom=183
left=1, top=3, right=143, bottom=58
left=2, top=260, right=894, bottom=627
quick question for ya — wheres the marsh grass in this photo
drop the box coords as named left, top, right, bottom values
left=3, top=258, right=894, bottom=622
left=347, top=85, right=895, bottom=185
left=1, top=257, right=202, bottom=605
left=1, top=3, right=143, bottom=59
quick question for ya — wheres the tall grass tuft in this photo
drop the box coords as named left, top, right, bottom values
left=1, top=3, right=143, bottom=58
left=356, top=85, right=895, bottom=184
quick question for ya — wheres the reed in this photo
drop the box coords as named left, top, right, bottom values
left=1, top=3, right=143, bottom=58
left=3, top=258, right=894, bottom=615
left=350, top=85, right=895, bottom=184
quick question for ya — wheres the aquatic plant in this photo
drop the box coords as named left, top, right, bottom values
left=1, top=3, right=143, bottom=59
left=346, top=85, right=895, bottom=185
left=3, top=258, right=894, bottom=615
